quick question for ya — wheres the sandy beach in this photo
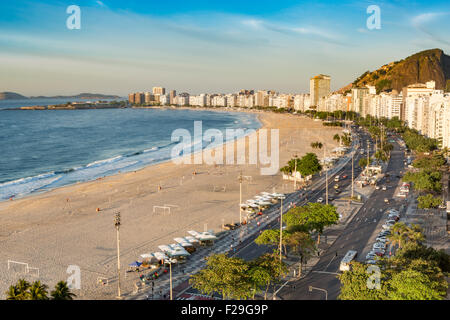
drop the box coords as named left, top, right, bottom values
left=0, top=111, right=343, bottom=299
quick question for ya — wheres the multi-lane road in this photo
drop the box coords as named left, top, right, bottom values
left=177, top=128, right=408, bottom=300
left=278, top=131, right=407, bottom=300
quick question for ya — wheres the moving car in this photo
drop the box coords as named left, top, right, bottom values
left=382, top=186, right=387, bottom=191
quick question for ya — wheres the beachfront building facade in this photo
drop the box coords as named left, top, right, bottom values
left=310, top=74, right=331, bottom=108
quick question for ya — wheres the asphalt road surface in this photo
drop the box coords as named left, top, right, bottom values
left=278, top=132, right=406, bottom=300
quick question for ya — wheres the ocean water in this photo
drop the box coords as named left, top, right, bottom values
left=0, top=107, right=261, bottom=201
left=0, top=98, right=120, bottom=110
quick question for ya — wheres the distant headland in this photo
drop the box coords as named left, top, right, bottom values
left=0, top=92, right=122, bottom=100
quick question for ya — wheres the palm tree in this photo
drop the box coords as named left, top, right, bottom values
left=28, top=281, right=49, bottom=300
left=286, top=232, right=316, bottom=277
left=51, top=281, right=76, bottom=300
left=6, top=285, right=24, bottom=300
left=333, top=134, right=341, bottom=145
left=388, top=223, right=425, bottom=250
left=5, top=279, right=31, bottom=300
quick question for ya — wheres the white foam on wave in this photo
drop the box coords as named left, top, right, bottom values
left=86, top=155, right=123, bottom=168
left=0, top=173, right=63, bottom=200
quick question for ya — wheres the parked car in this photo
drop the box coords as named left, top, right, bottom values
left=382, top=186, right=387, bottom=191
left=317, top=197, right=324, bottom=203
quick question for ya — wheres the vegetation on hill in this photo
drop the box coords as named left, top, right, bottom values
left=343, top=49, right=450, bottom=93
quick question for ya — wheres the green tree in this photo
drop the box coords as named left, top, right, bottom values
left=285, top=231, right=316, bottom=276
left=51, top=281, right=76, bottom=300
left=255, top=229, right=290, bottom=255
left=284, top=203, right=339, bottom=244
left=359, top=157, right=371, bottom=169
left=387, top=268, right=447, bottom=300
left=6, top=279, right=31, bottom=300
left=418, top=194, right=443, bottom=209
left=388, top=223, right=424, bottom=249
left=248, top=253, right=288, bottom=300
left=190, top=254, right=253, bottom=300
left=333, top=134, right=341, bottom=145
left=297, top=153, right=322, bottom=177
left=338, top=262, right=388, bottom=300
left=28, top=281, right=49, bottom=300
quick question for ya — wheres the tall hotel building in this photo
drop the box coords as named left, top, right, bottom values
left=153, top=87, right=166, bottom=95
left=310, top=74, right=331, bottom=107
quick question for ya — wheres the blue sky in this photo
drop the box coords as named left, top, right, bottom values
left=1, top=0, right=450, bottom=96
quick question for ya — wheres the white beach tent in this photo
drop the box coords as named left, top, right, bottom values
left=169, top=244, right=191, bottom=257
left=184, top=236, right=200, bottom=247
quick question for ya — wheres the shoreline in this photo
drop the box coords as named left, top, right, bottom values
left=0, top=107, right=263, bottom=203
left=0, top=112, right=343, bottom=300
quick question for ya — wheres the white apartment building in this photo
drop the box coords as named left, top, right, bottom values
left=176, top=93, right=189, bottom=106
left=212, top=95, right=227, bottom=107
left=159, top=94, right=169, bottom=105
left=351, top=87, right=369, bottom=113
left=293, top=94, right=311, bottom=112
left=443, top=98, right=450, bottom=149
left=226, top=94, right=237, bottom=107
left=318, top=94, right=348, bottom=113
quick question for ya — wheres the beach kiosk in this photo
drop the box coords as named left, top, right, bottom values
left=174, top=237, right=196, bottom=253
left=187, top=230, right=217, bottom=246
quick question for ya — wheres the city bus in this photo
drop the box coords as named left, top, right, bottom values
left=339, top=250, right=358, bottom=272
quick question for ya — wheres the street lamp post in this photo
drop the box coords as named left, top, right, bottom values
left=239, top=172, right=243, bottom=225
left=279, top=197, right=283, bottom=263
left=351, top=150, right=355, bottom=199
left=326, top=166, right=329, bottom=205
left=114, top=212, right=122, bottom=299
left=367, top=139, right=370, bottom=175
left=309, top=286, right=328, bottom=300
left=168, top=259, right=174, bottom=300
left=293, top=154, right=298, bottom=191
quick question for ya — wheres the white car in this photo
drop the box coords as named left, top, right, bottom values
left=382, top=224, right=393, bottom=230
left=317, top=197, right=324, bottom=203
left=376, top=237, right=387, bottom=242
left=366, top=252, right=376, bottom=260
left=382, top=186, right=387, bottom=191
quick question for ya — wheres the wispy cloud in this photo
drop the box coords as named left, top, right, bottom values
left=411, top=12, right=450, bottom=46
left=241, top=18, right=346, bottom=46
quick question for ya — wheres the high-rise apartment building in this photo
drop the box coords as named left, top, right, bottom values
left=128, top=93, right=135, bottom=104
left=134, top=93, right=145, bottom=105
left=169, top=90, right=177, bottom=105
left=351, top=87, right=369, bottom=113
left=310, top=74, right=331, bottom=107
left=153, top=87, right=166, bottom=95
